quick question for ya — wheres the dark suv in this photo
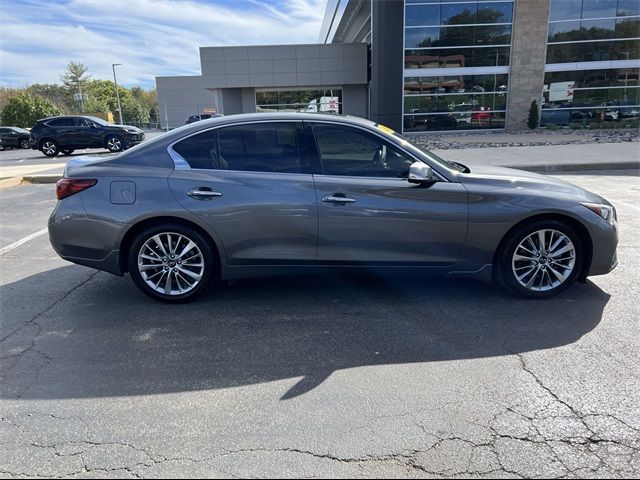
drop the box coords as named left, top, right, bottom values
left=185, top=113, right=223, bottom=124
left=30, top=115, right=145, bottom=157
left=0, top=127, right=31, bottom=149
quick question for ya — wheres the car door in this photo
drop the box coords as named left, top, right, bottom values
left=0, top=129, right=14, bottom=147
left=47, top=117, right=75, bottom=146
left=308, top=121, right=468, bottom=264
left=72, top=118, right=103, bottom=147
left=168, top=121, right=318, bottom=264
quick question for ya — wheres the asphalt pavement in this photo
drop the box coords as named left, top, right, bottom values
left=0, top=171, right=639, bottom=478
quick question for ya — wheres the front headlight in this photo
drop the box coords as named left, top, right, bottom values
left=582, top=202, right=617, bottom=226
left=125, top=129, right=139, bottom=134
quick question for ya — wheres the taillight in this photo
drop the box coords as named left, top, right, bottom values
left=56, top=178, right=97, bottom=200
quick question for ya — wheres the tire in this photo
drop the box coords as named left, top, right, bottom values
left=499, top=219, right=583, bottom=299
left=105, top=135, right=124, bottom=152
left=20, top=138, right=30, bottom=149
left=61, top=149, right=75, bottom=155
left=128, top=223, right=216, bottom=303
left=41, top=139, right=59, bottom=157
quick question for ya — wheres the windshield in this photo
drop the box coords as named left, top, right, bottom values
left=375, top=124, right=465, bottom=173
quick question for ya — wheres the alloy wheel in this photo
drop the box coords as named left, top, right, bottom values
left=42, top=141, right=58, bottom=156
left=107, top=136, right=123, bottom=152
left=20, top=139, right=30, bottom=149
left=137, top=232, right=205, bottom=296
left=511, top=229, right=576, bottom=292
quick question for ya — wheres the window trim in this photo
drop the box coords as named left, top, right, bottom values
left=306, top=120, right=450, bottom=182
left=167, top=119, right=311, bottom=175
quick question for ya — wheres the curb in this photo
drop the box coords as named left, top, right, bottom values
left=513, top=161, right=640, bottom=173
left=21, top=174, right=62, bottom=184
left=8, top=161, right=640, bottom=186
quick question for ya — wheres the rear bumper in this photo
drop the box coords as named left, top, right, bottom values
left=48, top=194, right=125, bottom=276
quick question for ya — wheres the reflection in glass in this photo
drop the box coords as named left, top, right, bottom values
left=581, top=0, right=617, bottom=19
left=549, top=0, right=583, bottom=21
left=618, top=0, right=640, bottom=16
left=441, top=3, right=477, bottom=25
left=546, top=39, right=640, bottom=63
left=404, top=47, right=511, bottom=68
left=404, top=74, right=509, bottom=95
left=256, top=89, right=342, bottom=114
left=403, top=111, right=506, bottom=132
left=405, top=4, right=440, bottom=27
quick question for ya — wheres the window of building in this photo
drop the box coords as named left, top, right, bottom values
left=256, top=89, right=342, bottom=114
left=311, top=123, right=414, bottom=178
left=541, top=68, right=640, bottom=127
left=403, top=1, right=514, bottom=132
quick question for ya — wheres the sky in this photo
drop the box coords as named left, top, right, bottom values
left=0, top=0, right=327, bottom=90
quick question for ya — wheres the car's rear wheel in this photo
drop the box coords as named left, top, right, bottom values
left=128, top=224, right=215, bottom=302
left=105, top=135, right=124, bottom=152
left=20, top=139, right=30, bottom=149
left=500, top=220, right=583, bottom=299
left=41, top=140, right=59, bottom=157
left=61, top=148, right=74, bottom=155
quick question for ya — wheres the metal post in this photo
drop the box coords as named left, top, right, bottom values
left=164, top=103, right=169, bottom=132
left=112, top=63, right=123, bottom=124
left=77, top=81, right=85, bottom=112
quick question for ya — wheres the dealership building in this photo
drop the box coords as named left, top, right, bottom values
left=156, top=0, right=639, bottom=133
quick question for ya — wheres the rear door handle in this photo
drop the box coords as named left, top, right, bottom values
left=187, top=188, right=223, bottom=200
left=322, top=194, right=356, bottom=204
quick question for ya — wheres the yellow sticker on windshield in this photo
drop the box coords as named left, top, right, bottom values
left=377, top=124, right=395, bottom=135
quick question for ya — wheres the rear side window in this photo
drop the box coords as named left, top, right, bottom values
left=46, top=118, right=74, bottom=127
left=172, top=122, right=305, bottom=173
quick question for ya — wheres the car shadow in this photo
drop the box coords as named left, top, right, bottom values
left=0, top=266, right=610, bottom=400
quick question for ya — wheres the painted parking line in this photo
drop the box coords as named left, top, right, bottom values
left=0, top=228, right=48, bottom=256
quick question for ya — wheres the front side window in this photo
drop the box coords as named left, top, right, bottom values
left=172, top=122, right=305, bottom=173
left=312, top=123, right=415, bottom=178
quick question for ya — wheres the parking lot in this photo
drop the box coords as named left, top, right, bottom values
left=0, top=171, right=639, bottom=478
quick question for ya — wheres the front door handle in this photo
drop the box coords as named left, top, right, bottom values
left=187, top=188, right=223, bottom=200
left=322, top=194, right=356, bottom=204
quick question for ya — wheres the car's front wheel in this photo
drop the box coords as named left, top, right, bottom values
left=128, top=224, right=216, bottom=302
left=500, top=220, right=583, bottom=299
left=105, top=135, right=124, bottom=152
left=20, top=139, right=30, bottom=149
left=41, top=140, right=59, bottom=157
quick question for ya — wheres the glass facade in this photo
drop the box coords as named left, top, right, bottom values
left=544, top=0, right=640, bottom=127
left=256, top=89, right=343, bottom=114
left=403, top=0, right=514, bottom=132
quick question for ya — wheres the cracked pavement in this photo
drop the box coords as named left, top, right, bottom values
left=0, top=171, right=639, bottom=478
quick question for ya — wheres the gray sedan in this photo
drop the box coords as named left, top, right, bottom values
left=48, top=113, right=618, bottom=302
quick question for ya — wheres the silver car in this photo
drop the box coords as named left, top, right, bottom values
left=48, top=113, right=618, bottom=302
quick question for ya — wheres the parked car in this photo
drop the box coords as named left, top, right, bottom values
left=48, top=113, right=618, bottom=303
left=185, top=113, right=223, bottom=124
left=30, top=115, right=145, bottom=157
left=0, top=127, right=31, bottom=149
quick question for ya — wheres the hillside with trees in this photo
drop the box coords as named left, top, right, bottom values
left=0, top=61, right=158, bottom=128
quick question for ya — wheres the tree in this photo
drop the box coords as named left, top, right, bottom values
left=121, top=97, right=150, bottom=124
left=528, top=99, right=539, bottom=130
left=1, top=92, right=62, bottom=127
left=60, top=61, right=90, bottom=89
left=27, top=83, right=74, bottom=112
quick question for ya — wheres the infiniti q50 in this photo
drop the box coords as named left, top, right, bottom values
left=48, top=113, right=618, bottom=302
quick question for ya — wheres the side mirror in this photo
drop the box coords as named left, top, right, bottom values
left=408, top=161, right=435, bottom=184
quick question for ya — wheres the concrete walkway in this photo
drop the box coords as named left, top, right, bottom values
left=432, top=142, right=640, bottom=172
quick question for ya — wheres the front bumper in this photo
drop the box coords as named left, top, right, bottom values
left=586, top=220, right=618, bottom=277
left=124, top=131, right=145, bottom=147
